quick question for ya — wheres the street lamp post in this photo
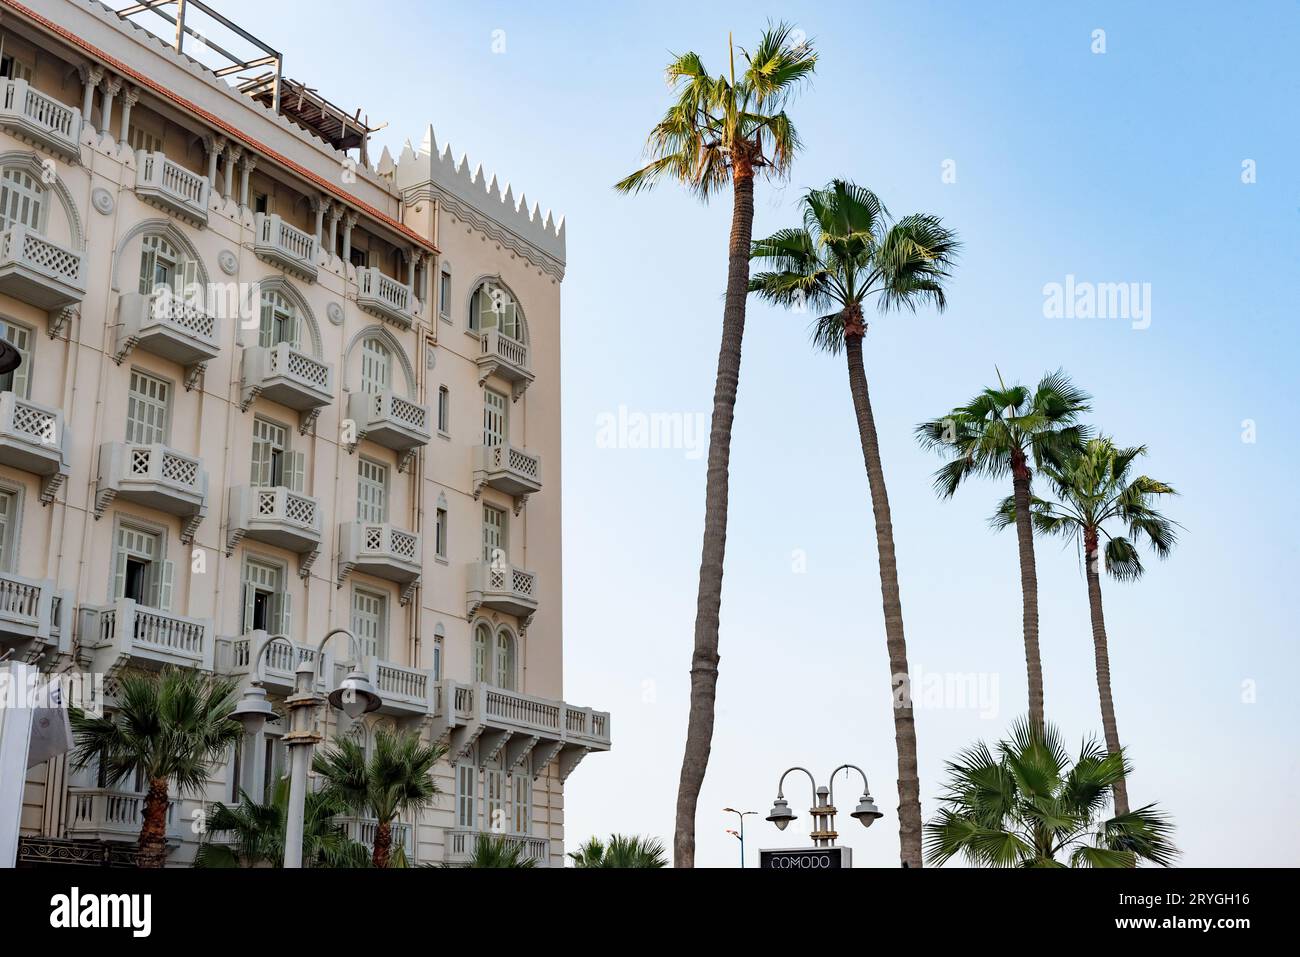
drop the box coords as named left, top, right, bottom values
left=228, top=627, right=381, bottom=868
left=723, top=807, right=756, bottom=868
left=765, top=764, right=883, bottom=847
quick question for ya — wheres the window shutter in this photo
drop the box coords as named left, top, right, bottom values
left=278, top=591, right=293, bottom=637
left=10, top=349, right=29, bottom=399
left=284, top=310, right=300, bottom=351
left=286, top=451, right=305, bottom=493
left=250, top=439, right=271, bottom=487
left=258, top=296, right=273, bottom=348
left=241, top=581, right=255, bottom=634
left=157, top=560, right=175, bottom=611
left=111, top=540, right=127, bottom=601
left=181, top=257, right=199, bottom=300
left=138, top=246, right=157, bottom=295
left=479, top=289, right=497, bottom=330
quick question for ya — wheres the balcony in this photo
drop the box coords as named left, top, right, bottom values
left=340, top=817, right=414, bottom=861
left=346, top=390, right=430, bottom=468
left=253, top=213, right=318, bottom=282
left=240, top=344, right=333, bottom=431
left=0, top=572, right=72, bottom=663
left=444, top=829, right=549, bottom=868
left=0, top=392, right=70, bottom=503
left=65, top=788, right=179, bottom=844
left=94, top=442, right=208, bottom=544
left=473, top=444, right=541, bottom=510
left=434, top=680, right=611, bottom=783
left=334, top=656, right=435, bottom=717
left=0, top=225, right=86, bottom=311
left=337, top=522, right=421, bottom=602
left=115, top=292, right=220, bottom=383
left=134, top=151, right=210, bottom=226
left=226, top=486, right=322, bottom=576
left=356, top=266, right=418, bottom=329
left=80, top=599, right=214, bottom=674
left=0, top=79, right=83, bottom=162
left=217, top=630, right=327, bottom=696
left=476, top=330, right=533, bottom=400
left=466, top=561, right=537, bottom=623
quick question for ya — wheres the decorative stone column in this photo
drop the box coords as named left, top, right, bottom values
left=239, top=153, right=258, bottom=213
left=341, top=211, right=357, bottom=268
left=223, top=144, right=241, bottom=200
left=119, top=86, right=139, bottom=152
left=99, top=75, right=122, bottom=145
left=311, top=194, right=328, bottom=247
left=204, top=134, right=226, bottom=191
left=78, top=63, right=104, bottom=134
left=326, top=203, right=343, bottom=261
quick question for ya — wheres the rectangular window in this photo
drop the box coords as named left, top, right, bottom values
left=432, top=637, right=442, bottom=682
left=511, top=773, right=531, bottom=835
left=485, top=768, right=504, bottom=833
left=0, top=489, right=15, bottom=573
left=437, top=386, right=450, bottom=434
left=482, top=506, right=505, bottom=564
left=356, top=459, right=388, bottom=524
left=242, top=558, right=289, bottom=635
left=126, top=370, right=170, bottom=445
left=0, top=320, right=32, bottom=398
left=254, top=192, right=269, bottom=215
left=127, top=125, right=164, bottom=155
left=483, top=389, right=507, bottom=447
left=251, top=418, right=301, bottom=490
left=112, top=524, right=170, bottom=609
left=351, top=587, right=386, bottom=660
left=438, top=272, right=451, bottom=319
left=0, top=54, right=33, bottom=82
left=456, top=763, right=476, bottom=829
left=434, top=507, right=447, bottom=560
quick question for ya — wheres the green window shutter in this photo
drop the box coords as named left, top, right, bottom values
left=278, top=591, right=292, bottom=638
left=258, top=296, right=273, bottom=348
left=250, top=439, right=271, bottom=487
left=285, top=451, right=305, bottom=493
left=241, top=581, right=256, bottom=634
left=112, top=531, right=127, bottom=600
left=181, top=257, right=199, bottom=299
left=138, top=247, right=157, bottom=295
left=157, top=560, right=174, bottom=611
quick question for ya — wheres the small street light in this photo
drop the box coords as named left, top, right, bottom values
left=766, top=764, right=883, bottom=848
left=228, top=627, right=380, bottom=868
left=723, top=807, right=756, bottom=868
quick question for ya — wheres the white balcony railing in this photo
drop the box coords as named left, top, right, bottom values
left=218, top=630, right=326, bottom=693
left=65, top=787, right=178, bottom=841
left=240, top=342, right=334, bottom=420
left=96, top=442, right=207, bottom=540
left=253, top=213, right=318, bottom=281
left=444, top=829, right=548, bottom=867
left=0, top=571, right=70, bottom=660
left=338, top=522, right=421, bottom=595
left=116, top=291, right=220, bottom=369
left=0, top=392, right=69, bottom=502
left=0, top=79, right=82, bottom=161
left=356, top=266, right=418, bottom=328
left=227, top=485, right=322, bottom=559
left=346, top=389, right=431, bottom=458
left=476, top=330, right=533, bottom=398
left=473, top=443, right=542, bottom=503
left=342, top=817, right=414, bottom=859
left=0, top=225, right=86, bottom=311
left=135, top=150, right=210, bottom=225
left=81, top=599, right=213, bottom=672
left=466, top=560, right=537, bottom=621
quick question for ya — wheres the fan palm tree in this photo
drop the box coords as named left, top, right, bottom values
left=916, top=370, right=1091, bottom=730
left=193, top=776, right=372, bottom=868
left=567, top=834, right=669, bottom=868
left=750, top=180, right=958, bottom=869
left=924, top=716, right=1177, bottom=867
left=992, top=438, right=1178, bottom=814
left=616, top=22, right=816, bottom=868
left=450, top=832, right=538, bottom=868
left=70, top=667, right=242, bottom=868
left=311, top=727, right=445, bottom=868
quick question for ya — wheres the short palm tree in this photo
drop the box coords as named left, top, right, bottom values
left=616, top=22, right=816, bottom=868
left=193, top=776, right=372, bottom=868
left=567, top=834, right=668, bottom=868
left=924, top=717, right=1177, bottom=867
left=750, top=180, right=958, bottom=869
left=451, top=832, right=538, bottom=868
left=70, top=667, right=242, bottom=868
left=916, top=371, right=1091, bottom=730
left=311, top=727, right=445, bottom=868
left=993, top=438, right=1178, bottom=814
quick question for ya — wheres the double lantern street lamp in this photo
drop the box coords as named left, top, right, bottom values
left=766, top=764, right=883, bottom=847
left=228, top=627, right=382, bottom=868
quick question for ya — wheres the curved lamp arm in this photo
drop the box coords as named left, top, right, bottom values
left=827, top=763, right=872, bottom=805
left=308, top=627, right=363, bottom=675
left=775, top=766, right=820, bottom=805
left=249, top=633, right=295, bottom=687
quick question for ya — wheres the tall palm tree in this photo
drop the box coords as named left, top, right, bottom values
left=70, top=667, right=241, bottom=868
left=924, top=717, right=1177, bottom=867
left=750, top=180, right=958, bottom=868
left=916, top=370, right=1091, bottom=730
left=992, top=437, right=1178, bottom=814
left=193, top=776, right=372, bottom=868
left=616, top=23, right=816, bottom=867
left=311, top=727, right=445, bottom=868
left=567, top=833, right=669, bottom=868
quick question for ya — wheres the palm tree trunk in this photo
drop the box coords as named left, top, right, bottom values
left=844, top=333, right=922, bottom=868
left=373, top=818, right=392, bottom=869
left=136, top=777, right=170, bottom=869
left=1010, top=453, right=1045, bottom=731
left=674, top=164, right=755, bottom=868
left=1084, top=528, right=1129, bottom=814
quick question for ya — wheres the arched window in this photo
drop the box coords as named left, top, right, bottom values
left=138, top=234, right=197, bottom=298
left=259, top=290, right=301, bottom=350
left=360, top=336, right=392, bottom=394
left=469, top=281, right=523, bottom=342
left=0, top=167, right=44, bottom=232
left=473, top=623, right=491, bottom=684
left=494, top=628, right=516, bottom=691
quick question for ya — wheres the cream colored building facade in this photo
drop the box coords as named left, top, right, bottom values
left=0, top=0, right=606, bottom=867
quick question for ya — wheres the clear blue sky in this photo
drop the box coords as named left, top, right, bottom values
left=160, top=0, right=1299, bottom=866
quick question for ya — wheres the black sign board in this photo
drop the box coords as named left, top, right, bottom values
left=758, top=847, right=852, bottom=869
